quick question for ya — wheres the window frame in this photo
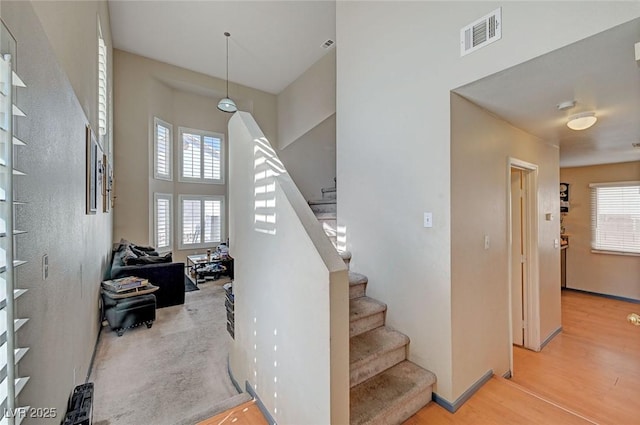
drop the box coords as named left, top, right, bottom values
left=590, top=181, right=640, bottom=256
left=153, top=193, right=173, bottom=252
left=178, top=127, right=225, bottom=185
left=178, top=195, right=225, bottom=250
left=153, top=117, right=173, bottom=181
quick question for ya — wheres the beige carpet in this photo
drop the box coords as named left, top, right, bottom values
left=91, top=278, right=248, bottom=425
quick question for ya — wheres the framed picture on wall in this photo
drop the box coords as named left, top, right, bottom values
left=102, top=154, right=111, bottom=213
left=86, top=125, right=99, bottom=214
left=560, top=182, right=570, bottom=213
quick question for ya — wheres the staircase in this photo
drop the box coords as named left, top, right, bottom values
left=309, top=186, right=437, bottom=425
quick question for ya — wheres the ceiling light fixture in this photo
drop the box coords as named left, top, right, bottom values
left=567, top=112, right=597, bottom=131
left=217, top=32, right=237, bottom=113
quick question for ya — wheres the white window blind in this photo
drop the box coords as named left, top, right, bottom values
left=97, top=21, right=109, bottom=153
left=179, top=196, right=224, bottom=249
left=154, top=118, right=172, bottom=180
left=179, top=127, right=224, bottom=184
left=154, top=193, right=172, bottom=250
left=590, top=181, right=640, bottom=254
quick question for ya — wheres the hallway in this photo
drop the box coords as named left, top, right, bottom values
left=406, top=290, right=640, bottom=424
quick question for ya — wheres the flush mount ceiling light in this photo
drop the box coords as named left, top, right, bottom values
left=567, top=112, right=597, bottom=131
left=217, top=32, right=237, bottom=113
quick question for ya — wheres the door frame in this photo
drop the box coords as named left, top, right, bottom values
left=507, top=158, right=540, bottom=370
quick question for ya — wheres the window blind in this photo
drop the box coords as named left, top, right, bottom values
left=182, top=133, right=201, bottom=179
left=179, top=196, right=224, bottom=249
left=179, top=128, right=223, bottom=184
left=154, top=194, right=172, bottom=249
left=154, top=118, right=172, bottom=180
left=590, top=182, right=640, bottom=254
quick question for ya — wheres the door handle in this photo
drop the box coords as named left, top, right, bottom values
left=628, top=313, right=640, bottom=326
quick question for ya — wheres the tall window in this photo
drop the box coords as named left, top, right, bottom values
left=154, top=118, right=173, bottom=180
left=97, top=21, right=108, bottom=149
left=179, top=127, right=224, bottom=184
left=154, top=193, right=172, bottom=250
left=590, top=182, right=640, bottom=255
left=179, top=195, right=223, bottom=249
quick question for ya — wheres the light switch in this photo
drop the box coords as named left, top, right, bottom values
left=423, top=212, right=433, bottom=228
left=484, top=235, right=490, bottom=250
left=554, top=239, right=559, bottom=248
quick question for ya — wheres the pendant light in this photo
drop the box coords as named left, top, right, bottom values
left=217, top=32, right=237, bottom=113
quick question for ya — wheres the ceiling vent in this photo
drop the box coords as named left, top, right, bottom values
left=321, top=39, right=335, bottom=49
left=460, top=8, right=502, bottom=57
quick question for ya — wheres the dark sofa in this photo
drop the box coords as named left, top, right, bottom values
left=110, top=243, right=185, bottom=308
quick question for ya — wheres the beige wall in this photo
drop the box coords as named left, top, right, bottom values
left=277, top=115, right=336, bottom=201
left=336, top=1, right=640, bottom=403
left=113, top=50, right=277, bottom=264
left=451, top=95, right=561, bottom=396
left=277, top=50, right=335, bottom=150
left=2, top=2, right=113, bottom=423
left=560, top=162, right=640, bottom=299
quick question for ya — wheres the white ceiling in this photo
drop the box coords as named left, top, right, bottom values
left=455, top=18, right=640, bottom=168
left=108, top=0, right=336, bottom=95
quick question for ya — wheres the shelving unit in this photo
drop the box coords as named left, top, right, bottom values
left=0, top=22, right=30, bottom=425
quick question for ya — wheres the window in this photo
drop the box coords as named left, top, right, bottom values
left=590, top=181, right=640, bottom=255
left=179, top=195, right=224, bottom=249
left=154, top=193, right=173, bottom=250
left=154, top=118, right=173, bottom=180
left=179, top=127, right=224, bottom=184
left=97, top=21, right=109, bottom=150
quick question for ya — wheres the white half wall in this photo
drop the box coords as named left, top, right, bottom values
left=228, top=112, right=348, bottom=424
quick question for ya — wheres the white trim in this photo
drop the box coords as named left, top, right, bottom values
left=178, top=194, right=225, bottom=250
left=153, top=193, right=173, bottom=251
left=589, top=180, right=640, bottom=188
left=178, top=126, right=225, bottom=185
left=153, top=117, right=173, bottom=181
left=507, top=158, right=541, bottom=362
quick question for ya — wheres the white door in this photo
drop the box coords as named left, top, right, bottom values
left=511, top=168, right=525, bottom=346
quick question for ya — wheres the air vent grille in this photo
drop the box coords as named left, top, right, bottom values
left=321, top=39, right=335, bottom=49
left=461, top=8, right=502, bottom=57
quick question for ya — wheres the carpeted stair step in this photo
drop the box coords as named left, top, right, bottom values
left=350, top=296, right=386, bottom=337
left=308, top=198, right=336, bottom=215
left=340, top=251, right=352, bottom=269
left=350, top=361, right=436, bottom=425
left=350, top=326, right=409, bottom=387
left=322, top=186, right=337, bottom=200
left=349, top=272, right=368, bottom=299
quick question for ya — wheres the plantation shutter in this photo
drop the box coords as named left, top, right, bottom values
left=204, top=199, right=222, bottom=243
left=98, top=36, right=107, bottom=139
left=154, top=119, right=172, bottom=180
left=154, top=194, right=172, bottom=249
left=182, top=133, right=201, bottom=179
left=182, top=198, right=201, bottom=245
left=590, top=182, right=640, bottom=254
left=203, top=136, right=221, bottom=180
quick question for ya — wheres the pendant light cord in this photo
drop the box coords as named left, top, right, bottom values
left=224, top=32, right=230, bottom=98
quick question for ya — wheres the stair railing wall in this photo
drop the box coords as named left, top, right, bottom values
left=228, top=112, right=349, bottom=424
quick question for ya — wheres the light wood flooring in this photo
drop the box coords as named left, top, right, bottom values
left=406, top=289, right=640, bottom=424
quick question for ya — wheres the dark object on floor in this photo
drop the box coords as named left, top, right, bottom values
left=224, top=282, right=234, bottom=339
left=184, top=275, right=199, bottom=292
left=63, top=382, right=93, bottom=425
left=102, top=293, right=156, bottom=336
left=109, top=240, right=185, bottom=308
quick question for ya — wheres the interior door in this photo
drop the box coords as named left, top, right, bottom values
left=511, top=168, right=524, bottom=346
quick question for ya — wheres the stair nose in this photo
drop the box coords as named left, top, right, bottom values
left=350, top=361, right=437, bottom=425
left=349, top=297, right=386, bottom=337
left=350, top=326, right=409, bottom=387
left=349, top=272, right=368, bottom=299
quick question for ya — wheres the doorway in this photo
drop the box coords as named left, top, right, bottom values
left=508, top=158, right=540, bottom=370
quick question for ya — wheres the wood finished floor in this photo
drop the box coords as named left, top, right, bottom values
left=406, top=289, right=640, bottom=425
